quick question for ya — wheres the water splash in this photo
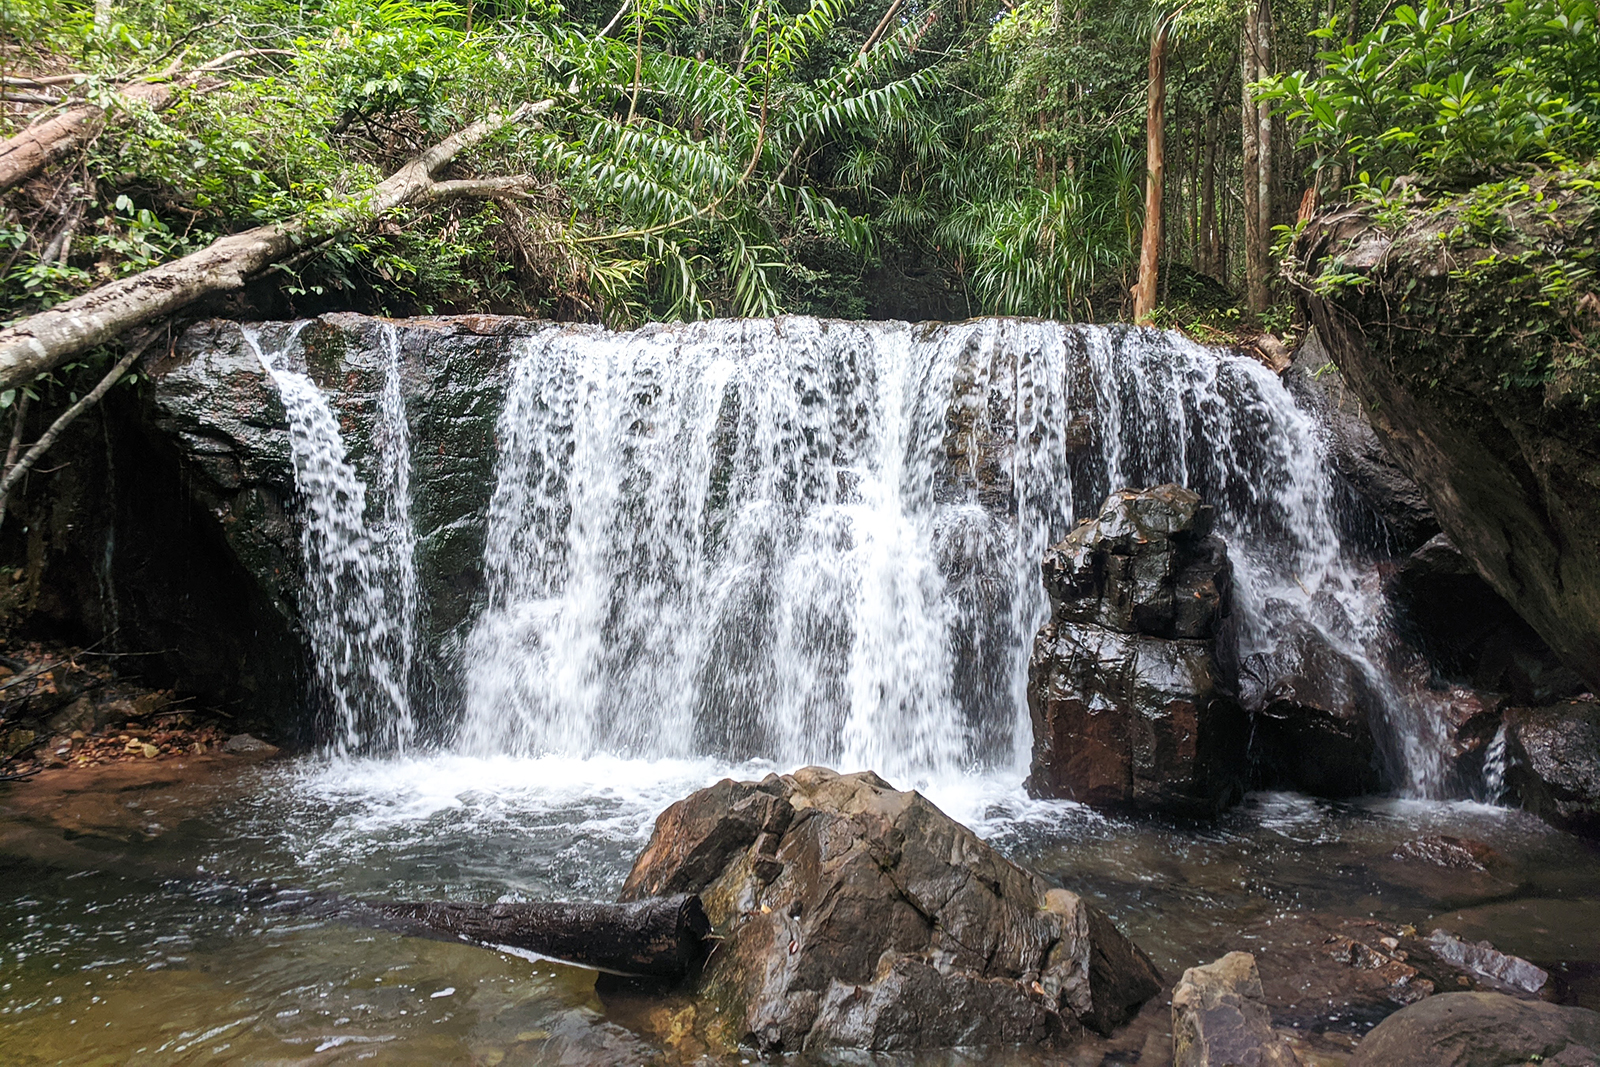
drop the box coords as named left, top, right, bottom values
left=454, top=318, right=1451, bottom=795
left=248, top=325, right=417, bottom=754
left=1481, top=722, right=1511, bottom=803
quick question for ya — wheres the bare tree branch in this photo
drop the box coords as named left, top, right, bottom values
left=0, top=329, right=160, bottom=529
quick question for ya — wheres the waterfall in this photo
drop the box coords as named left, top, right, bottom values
left=248, top=325, right=418, bottom=754
left=1481, top=722, right=1511, bottom=804
left=451, top=318, right=1450, bottom=795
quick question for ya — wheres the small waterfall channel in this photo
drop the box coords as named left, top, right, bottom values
left=247, top=324, right=419, bottom=755
left=257, top=317, right=1454, bottom=795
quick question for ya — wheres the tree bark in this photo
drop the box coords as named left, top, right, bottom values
left=376, top=894, right=712, bottom=978
left=1199, top=111, right=1218, bottom=277
left=0, top=100, right=552, bottom=393
left=0, top=51, right=293, bottom=194
left=1256, top=0, right=1275, bottom=301
left=1241, top=0, right=1274, bottom=313
left=1134, top=14, right=1173, bottom=323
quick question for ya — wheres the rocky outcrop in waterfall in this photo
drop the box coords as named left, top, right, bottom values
left=140, top=315, right=519, bottom=736
left=1026, top=485, right=1248, bottom=811
left=619, top=767, right=1162, bottom=1052
left=1497, top=701, right=1600, bottom=836
left=1292, top=188, right=1600, bottom=696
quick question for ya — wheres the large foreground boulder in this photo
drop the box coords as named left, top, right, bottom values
left=1350, top=991, right=1600, bottom=1066
left=620, top=767, right=1162, bottom=1053
left=1027, top=485, right=1248, bottom=811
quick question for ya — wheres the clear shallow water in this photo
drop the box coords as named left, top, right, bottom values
left=4, top=756, right=1599, bottom=1066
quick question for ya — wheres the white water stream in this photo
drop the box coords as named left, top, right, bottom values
left=249, top=325, right=418, bottom=755
left=257, top=317, right=1450, bottom=796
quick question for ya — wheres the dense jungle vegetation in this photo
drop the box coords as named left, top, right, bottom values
left=0, top=0, right=1595, bottom=348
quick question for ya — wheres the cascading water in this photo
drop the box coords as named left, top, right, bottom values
left=248, top=325, right=419, bottom=755
left=452, top=318, right=1452, bottom=795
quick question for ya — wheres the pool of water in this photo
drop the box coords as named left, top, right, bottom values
left=3, top=754, right=1598, bottom=1065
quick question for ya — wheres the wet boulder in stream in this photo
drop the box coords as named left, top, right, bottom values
left=620, top=767, right=1162, bottom=1053
left=1026, top=485, right=1248, bottom=812
left=1499, top=700, right=1600, bottom=836
left=1351, top=992, right=1600, bottom=1067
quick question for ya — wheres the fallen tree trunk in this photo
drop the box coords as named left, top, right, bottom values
left=0, top=98, right=552, bottom=393
left=0, top=50, right=294, bottom=194
left=374, top=893, right=712, bottom=978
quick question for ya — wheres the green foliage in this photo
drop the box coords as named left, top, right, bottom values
left=1262, top=0, right=1600, bottom=184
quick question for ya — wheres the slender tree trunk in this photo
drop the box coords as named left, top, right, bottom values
left=1199, top=112, right=1218, bottom=277
left=0, top=101, right=552, bottom=392
left=1257, top=0, right=1275, bottom=282
left=0, top=392, right=31, bottom=532
left=1134, top=14, right=1172, bottom=323
left=1241, top=0, right=1274, bottom=314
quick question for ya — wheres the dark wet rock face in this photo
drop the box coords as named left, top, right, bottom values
left=1284, top=328, right=1437, bottom=552
left=1392, top=533, right=1586, bottom=706
left=1171, top=952, right=1302, bottom=1067
left=1027, top=485, right=1248, bottom=812
left=620, top=767, right=1161, bottom=1053
left=1501, top=701, right=1600, bottom=835
left=141, top=315, right=526, bottom=735
left=1294, top=197, right=1600, bottom=695
left=1236, top=619, right=1386, bottom=797
left=1350, top=991, right=1600, bottom=1067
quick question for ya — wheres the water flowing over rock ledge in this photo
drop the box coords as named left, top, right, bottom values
left=15, top=310, right=1593, bottom=821
left=142, top=314, right=1423, bottom=786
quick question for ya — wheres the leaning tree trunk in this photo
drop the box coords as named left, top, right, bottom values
left=1133, top=13, right=1172, bottom=324
left=376, top=894, right=712, bottom=978
left=0, top=99, right=552, bottom=393
left=0, top=82, right=167, bottom=194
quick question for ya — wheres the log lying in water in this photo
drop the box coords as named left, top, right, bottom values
left=373, top=893, right=712, bottom=979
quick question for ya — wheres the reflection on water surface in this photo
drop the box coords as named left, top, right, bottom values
left=4, top=755, right=1598, bottom=1065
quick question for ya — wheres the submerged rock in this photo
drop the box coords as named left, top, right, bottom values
left=1171, top=952, right=1302, bottom=1067
left=1350, top=991, right=1600, bottom=1067
left=1426, top=930, right=1548, bottom=995
left=1027, top=485, right=1248, bottom=812
left=221, top=733, right=279, bottom=757
left=620, top=767, right=1161, bottom=1053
